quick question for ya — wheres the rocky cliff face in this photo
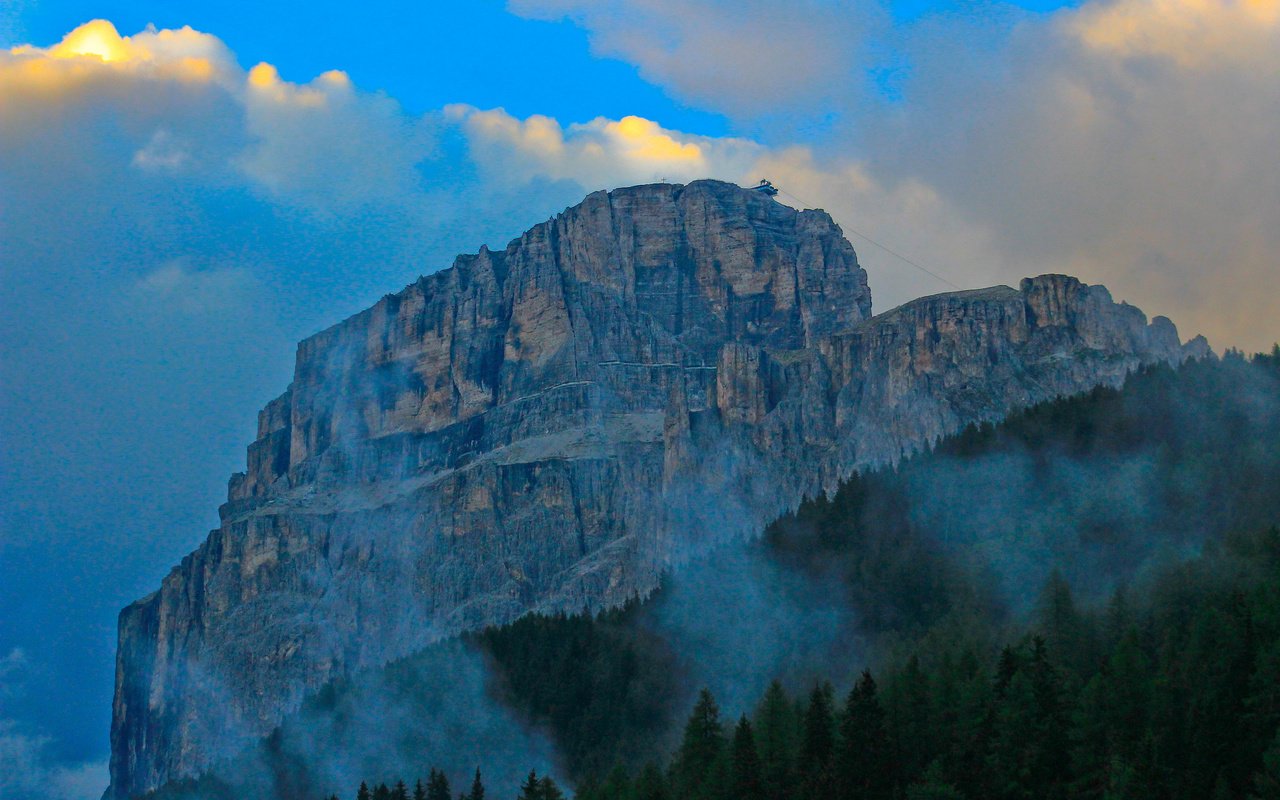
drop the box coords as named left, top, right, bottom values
left=107, top=180, right=1201, bottom=799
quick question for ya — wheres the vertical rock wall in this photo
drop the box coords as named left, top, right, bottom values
left=108, top=180, right=1200, bottom=799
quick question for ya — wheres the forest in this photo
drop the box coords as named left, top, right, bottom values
left=143, top=349, right=1280, bottom=800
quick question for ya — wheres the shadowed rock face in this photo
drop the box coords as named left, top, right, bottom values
left=107, top=180, right=1201, bottom=798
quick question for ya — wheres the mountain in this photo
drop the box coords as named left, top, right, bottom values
left=107, top=179, right=1204, bottom=799
left=139, top=352, right=1280, bottom=800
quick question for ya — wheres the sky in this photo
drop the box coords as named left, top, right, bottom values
left=1, top=1, right=1278, bottom=797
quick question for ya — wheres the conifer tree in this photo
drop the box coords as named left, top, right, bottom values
left=1027, top=637, right=1070, bottom=794
left=837, top=670, right=893, bottom=800
left=358, top=782, right=372, bottom=800
left=468, top=768, right=485, bottom=800
left=888, top=655, right=933, bottom=780
left=572, top=774, right=602, bottom=800
left=517, top=770, right=541, bottom=800
left=753, top=680, right=798, bottom=800
left=598, top=765, right=631, bottom=800
left=1037, top=571, right=1089, bottom=675
left=672, top=688, right=726, bottom=800
left=427, top=769, right=451, bottom=800
left=995, top=646, right=1020, bottom=696
left=797, top=683, right=836, bottom=800
left=414, top=779, right=427, bottom=800
left=392, top=780, right=409, bottom=800
left=634, top=762, right=669, bottom=800
left=538, top=775, right=564, bottom=800
left=374, top=783, right=392, bottom=800
left=729, top=716, right=764, bottom=800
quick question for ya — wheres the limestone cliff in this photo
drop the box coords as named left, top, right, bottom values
left=107, top=180, right=1200, bottom=798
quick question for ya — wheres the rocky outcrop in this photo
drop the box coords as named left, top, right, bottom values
left=107, top=180, right=1200, bottom=799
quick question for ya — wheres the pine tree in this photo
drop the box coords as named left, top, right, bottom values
left=1027, top=636, right=1070, bottom=795
left=995, top=646, right=1020, bottom=696
left=672, top=688, right=726, bottom=800
left=597, top=765, right=631, bottom=800
left=949, top=651, right=996, bottom=800
left=573, top=774, right=602, bottom=800
left=517, top=770, right=541, bottom=800
left=468, top=768, right=485, bottom=800
left=729, top=716, right=764, bottom=800
left=988, top=667, right=1038, bottom=800
left=374, top=784, right=392, bottom=800
left=1037, top=571, right=1090, bottom=676
left=413, top=779, right=427, bottom=800
left=797, top=683, right=836, bottom=800
left=753, top=680, right=798, bottom=800
left=427, top=769, right=451, bottom=800
left=836, top=670, right=893, bottom=800
left=358, top=782, right=372, bottom=800
left=538, top=775, right=564, bottom=800
left=634, top=762, right=668, bottom=800
left=887, top=654, right=933, bottom=782
left=1103, top=586, right=1134, bottom=651
left=392, top=780, right=409, bottom=800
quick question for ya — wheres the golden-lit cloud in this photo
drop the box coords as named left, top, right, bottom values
left=3, top=10, right=1278, bottom=356
left=446, top=104, right=760, bottom=188
left=605, top=116, right=703, bottom=162
left=1, top=19, right=431, bottom=211
left=1067, top=0, right=1280, bottom=67
left=4, top=18, right=232, bottom=87
left=246, top=61, right=352, bottom=107
left=46, top=18, right=131, bottom=61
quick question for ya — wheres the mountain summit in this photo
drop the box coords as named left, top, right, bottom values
left=108, top=179, right=1202, bottom=798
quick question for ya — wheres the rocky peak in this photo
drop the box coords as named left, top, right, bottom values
left=108, top=181, right=1201, bottom=800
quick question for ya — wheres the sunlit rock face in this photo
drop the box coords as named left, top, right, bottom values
left=107, top=180, right=1198, bottom=798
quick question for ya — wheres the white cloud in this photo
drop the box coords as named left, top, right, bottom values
left=0, top=652, right=107, bottom=800
left=507, top=0, right=881, bottom=118
left=447, top=104, right=764, bottom=187
left=131, top=129, right=190, bottom=171
left=855, top=0, right=1280, bottom=351
left=1067, top=0, right=1280, bottom=67
left=1, top=19, right=239, bottom=99
left=131, top=262, right=259, bottom=316
left=49, top=760, right=111, bottom=800
left=500, top=0, right=1280, bottom=350
left=0, top=722, right=107, bottom=800
left=0, top=649, right=26, bottom=693
left=237, top=63, right=435, bottom=212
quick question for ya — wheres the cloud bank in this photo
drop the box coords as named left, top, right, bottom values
left=507, top=0, right=883, bottom=119
left=0, top=650, right=107, bottom=800
left=514, top=0, right=1280, bottom=351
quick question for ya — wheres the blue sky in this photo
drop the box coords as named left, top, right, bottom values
left=1, top=1, right=1277, bottom=797
left=6, top=1, right=1081, bottom=134
left=9, top=1, right=732, bottom=132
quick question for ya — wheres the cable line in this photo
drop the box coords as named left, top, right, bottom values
left=773, top=186, right=962, bottom=291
